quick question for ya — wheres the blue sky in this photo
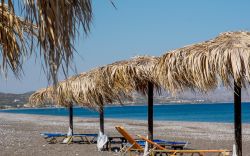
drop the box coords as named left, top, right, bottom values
left=1, top=0, right=250, bottom=93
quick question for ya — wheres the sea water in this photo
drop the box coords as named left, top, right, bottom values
left=1, top=103, right=250, bottom=123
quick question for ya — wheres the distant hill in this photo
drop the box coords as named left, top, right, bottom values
left=0, top=91, right=34, bottom=109
left=174, top=87, right=250, bottom=103
left=0, top=87, right=249, bottom=109
left=0, top=91, right=204, bottom=109
left=126, top=86, right=250, bottom=105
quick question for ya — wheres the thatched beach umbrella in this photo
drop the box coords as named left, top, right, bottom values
left=155, top=31, right=250, bottom=156
left=30, top=56, right=160, bottom=138
left=29, top=67, right=123, bottom=135
left=100, top=56, right=161, bottom=141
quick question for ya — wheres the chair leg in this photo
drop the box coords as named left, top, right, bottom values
left=48, top=137, right=57, bottom=144
left=222, top=151, right=230, bottom=156
left=67, top=136, right=73, bottom=144
left=80, top=136, right=84, bottom=143
left=148, top=146, right=157, bottom=156
left=90, top=136, right=97, bottom=143
left=119, top=143, right=133, bottom=155
left=85, top=136, right=91, bottom=144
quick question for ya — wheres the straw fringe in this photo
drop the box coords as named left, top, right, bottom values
left=155, top=31, right=250, bottom=93
left=29, top=56, right=160, bottom=110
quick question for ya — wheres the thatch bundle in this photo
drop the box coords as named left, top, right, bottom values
left=100, top=56, right=160, bottom=95
left=29, top=56, right=160, bottom=109
left=0, top=3, right=35, bottom=76
left=155, top=31, right=250, bottom=93
left=29, top=87, right=57, bottom=107
left=29, top=69, right=119, bottom=109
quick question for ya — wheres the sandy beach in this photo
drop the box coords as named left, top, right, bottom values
left=0, top=113, right=250, bottom=156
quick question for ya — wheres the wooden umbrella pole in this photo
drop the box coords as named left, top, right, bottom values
left=148, top=82, right=154, bottom=142
left=234, top=81, right=242, bottom=156
left=100, top=106, right=104, bottom=134
left=69, top=104, right=73, bottom=135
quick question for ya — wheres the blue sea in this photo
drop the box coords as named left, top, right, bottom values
left=1, top=103, right=250, bottom=123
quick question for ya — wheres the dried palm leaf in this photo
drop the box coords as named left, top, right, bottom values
left=2, top=0, right=92, bottom=83
left=0, top=3, right=36, bottom=77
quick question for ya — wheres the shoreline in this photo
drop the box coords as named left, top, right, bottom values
left=1, top=102, right=250, bottom=111
left=1, top=111, right=250, bottom=125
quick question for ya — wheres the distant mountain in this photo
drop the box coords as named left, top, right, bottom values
left=0, top=87, right=249, bottom=109
left=174, top=87, right=250, bottom=103
left=128, top=86, right=250, bottom=105
left=0, top=91, right=34, bottom=109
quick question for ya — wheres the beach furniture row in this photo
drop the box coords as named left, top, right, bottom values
left=40, top=126, right=231, bottom=156
left=115, top=126, right=230, bottom=156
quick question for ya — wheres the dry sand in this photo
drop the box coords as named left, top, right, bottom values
left=0, top=113, right=250, bottom=156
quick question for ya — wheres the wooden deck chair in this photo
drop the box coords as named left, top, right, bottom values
left=115, top=126, right=144, bottom=154
left=138, top=135, right=231, bottom=156
left=115, top=126, right=169, bottom=155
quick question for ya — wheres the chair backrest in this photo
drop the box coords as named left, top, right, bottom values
left=115, top=126, right=143, bottom=150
